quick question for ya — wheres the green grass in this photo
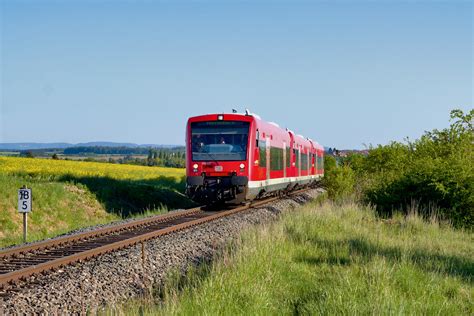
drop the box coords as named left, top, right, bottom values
left=0, top=174, right=119, bottom=247
left=0, top=157, right=193, bottom=248
left=0, top=173, right=180, bottom=248
left=118, top=200, right=473, bottom=315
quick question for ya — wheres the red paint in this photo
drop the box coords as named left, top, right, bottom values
left=186, top=113, right=324, bottom=182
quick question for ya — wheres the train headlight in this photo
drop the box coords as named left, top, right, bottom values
left=217, top=115, right=224, bottom=120
left=193, top=163, right=198, bottom=172
left=240, top=163, right=245, bottom=169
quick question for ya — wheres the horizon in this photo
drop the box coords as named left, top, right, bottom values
left=1, top=1, right=472, bottom=148
left=0, top=140, right=374, bottom=151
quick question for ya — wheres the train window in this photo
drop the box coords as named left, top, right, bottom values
left=191, top=121, right=250, bottom=161
left=270, top=147, right=283, bottom=171
left=301, top=152, right=308, bottom=170
left=259, top=140, right=266, bottom=167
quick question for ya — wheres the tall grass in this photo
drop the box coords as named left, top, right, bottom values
left=119, top=201, right=473, bottom=315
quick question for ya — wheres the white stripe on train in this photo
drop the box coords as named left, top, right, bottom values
left=247, top=175, right=323, bottom=188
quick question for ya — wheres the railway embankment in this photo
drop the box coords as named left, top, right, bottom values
left=121, top=199, right=473, bottom=315
left=0, top=189, right=323, bottom=314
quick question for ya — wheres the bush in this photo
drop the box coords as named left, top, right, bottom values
left=322, top=109, right=473, bottom=228
left=322, top=155, right=355, bottom=201
left=353, top=109, right=473, bottom=228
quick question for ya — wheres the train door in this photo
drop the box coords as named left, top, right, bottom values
left=293, top=147, right=297, bottom=178
left=312, top=152, right=316, bottom=175
left=316, top=151, right=319, bottom=176
left=266, top=136, right=271, bottom=181
left=316, top=152, right=320, bottom=176
left=307, top=151, right=310, bottom=175
left=298, top=145, right=301, bottom=177
left=286, top=130, right=295, bottom=179
left=283, top=142, right=287, bottom=178
left=304, top=148, right=310, bottom=176
left=319, top=151, right=324, bottom=176
left=321, top=152, right=324, bottom=176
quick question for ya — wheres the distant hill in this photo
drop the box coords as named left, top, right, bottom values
left=0, top=142, right=181, bottom=150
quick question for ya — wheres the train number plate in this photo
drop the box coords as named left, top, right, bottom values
left=214, top=166, right=223, bottom=172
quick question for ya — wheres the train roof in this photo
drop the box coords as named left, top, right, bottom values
left=187, top=112, right=324, bottom=150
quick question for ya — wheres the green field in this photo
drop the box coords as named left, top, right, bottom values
left=121, top=199, right=473, bottom=315
left=0, top=157, right=192, bottom=248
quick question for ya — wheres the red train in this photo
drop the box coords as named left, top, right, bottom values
left=185, top=111, right=324, bottom=204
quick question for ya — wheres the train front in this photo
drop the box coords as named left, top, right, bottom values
left=185, top=113, right=253, bottom=205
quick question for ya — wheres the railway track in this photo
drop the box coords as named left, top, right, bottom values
left=0, top=189, right=308, bottom=290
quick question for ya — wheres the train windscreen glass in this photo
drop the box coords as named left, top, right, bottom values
left=191, top=121, right=250, bottom=161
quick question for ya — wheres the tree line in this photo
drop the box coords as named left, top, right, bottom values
left=63, top=146, right=184, bottom=155
left=19, top=146, right=187, bottom=168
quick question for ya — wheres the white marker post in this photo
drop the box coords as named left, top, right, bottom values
left=18, top=186, right=32, bottom=243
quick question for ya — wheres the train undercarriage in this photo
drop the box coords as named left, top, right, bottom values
left=186, top=175, right=249, bottom=205
left=186, top=175, right=320, bottom=205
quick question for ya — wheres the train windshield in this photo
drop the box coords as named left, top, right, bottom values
left=191, top=121, right=250, bottom=161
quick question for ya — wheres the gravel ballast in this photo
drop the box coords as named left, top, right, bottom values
left=0, top=189, right=324, bottom=314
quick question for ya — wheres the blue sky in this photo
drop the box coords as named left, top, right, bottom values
left=0, top=0, right=472, bottom=148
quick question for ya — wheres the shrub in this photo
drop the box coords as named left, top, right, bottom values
left=354, top=109, right=473, bottom=228
left=322, top=155, right=355, bottom=201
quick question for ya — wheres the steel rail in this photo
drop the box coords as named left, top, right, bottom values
left=0, top=189, right=308, bottom=288
left=0, top=207, right=203, bottom=260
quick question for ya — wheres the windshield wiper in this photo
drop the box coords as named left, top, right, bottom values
left=201, top=152, right=220, bottom=164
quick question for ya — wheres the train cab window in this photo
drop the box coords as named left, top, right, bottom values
left=259, top=140, right=266, bottom=167
left=191, top=121, right=250, bottom=161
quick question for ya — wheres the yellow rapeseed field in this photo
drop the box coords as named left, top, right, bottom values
left=0, top=157, right=188, bottom=247
left=0, top=157, right=185, bottom=180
